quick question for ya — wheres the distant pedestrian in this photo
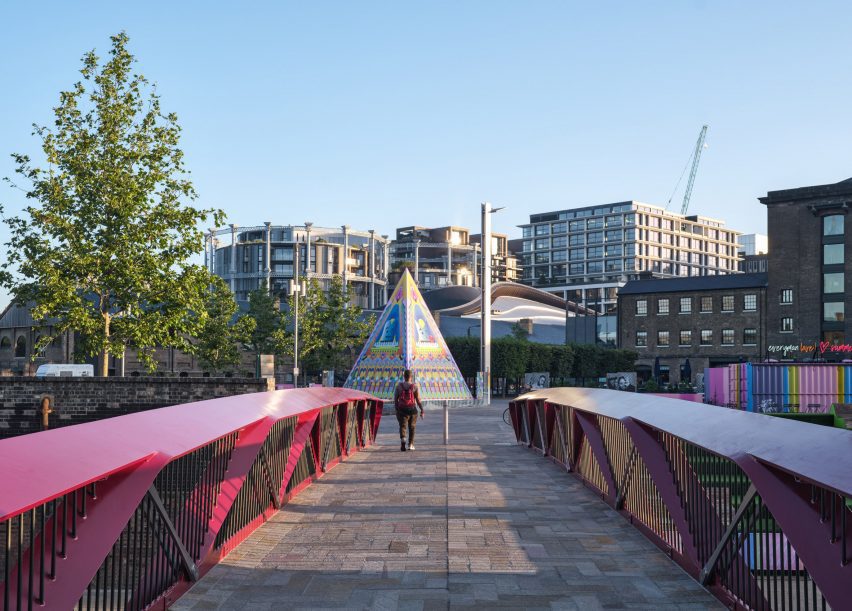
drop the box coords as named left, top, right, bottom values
left=40, top=396, right=53, bottom=431
left=394, top=369, right=424, bottom=451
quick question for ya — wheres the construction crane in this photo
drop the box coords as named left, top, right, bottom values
left=666, top=124, right=709, bottom=215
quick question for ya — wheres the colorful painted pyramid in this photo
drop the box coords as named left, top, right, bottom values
left=344, top=269, right=472, bottom=402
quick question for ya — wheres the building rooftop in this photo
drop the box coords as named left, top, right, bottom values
left=760, top=177, right=852, bottom=204
left=619, top=272, right=767, bottom=295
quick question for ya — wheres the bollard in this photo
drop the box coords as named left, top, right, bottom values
left=443, top=400, right=449, bottom=445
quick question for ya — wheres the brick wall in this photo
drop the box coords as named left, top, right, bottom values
left=0, top=377, right=274, bottom=438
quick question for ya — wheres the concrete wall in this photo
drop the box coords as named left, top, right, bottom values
left=0, top=377, right=274, bottom=438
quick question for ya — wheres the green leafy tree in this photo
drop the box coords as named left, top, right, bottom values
left=510, top=322, right=529, bottom=341
left=288, top=277, right=374, bottom=379
left=570, top=343, right=601, bottom=384
left=526, top=343, right=552, bottom=373
left=241, top=288, right=288, bottom=356
left=445, top=336, right=479, bottom=378
left=194, top=278, right=255, bottom=375
left=0, top=33, right=222, bottom=375
left=548, top=344, right=575, bottom=384
left=492, top=338, right=529, bottom=380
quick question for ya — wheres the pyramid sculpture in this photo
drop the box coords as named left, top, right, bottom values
left=344, top=269, right=473, bottom=401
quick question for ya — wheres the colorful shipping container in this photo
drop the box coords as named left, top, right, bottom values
left=704, top=363, right=852, bottom=413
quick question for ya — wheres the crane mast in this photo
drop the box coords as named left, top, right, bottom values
left=681, top=125, right=708, bottom=215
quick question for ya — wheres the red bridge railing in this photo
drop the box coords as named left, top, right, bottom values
left=0, top=388, right=382, bottom=610
left=509, top=388, right=851, bottom=611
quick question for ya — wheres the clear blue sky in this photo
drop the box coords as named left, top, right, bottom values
left=1, top=1, right=851, bottom=306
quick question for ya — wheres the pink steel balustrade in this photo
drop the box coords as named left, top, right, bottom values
left=0, top=387, right=382, bottom=610
left=509, top=388, right=852, bottom=611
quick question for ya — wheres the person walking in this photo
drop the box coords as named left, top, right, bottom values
left=394, top=369, right=424, bottom=451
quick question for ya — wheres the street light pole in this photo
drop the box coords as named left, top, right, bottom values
left=480, top=202, right=505, bottom=404
left=291, top=279, right=301, bottom=388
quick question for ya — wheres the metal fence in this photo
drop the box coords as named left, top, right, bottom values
left=0, top=388, right=382, bottom=610
left=509, top=388, right=851, bottom=611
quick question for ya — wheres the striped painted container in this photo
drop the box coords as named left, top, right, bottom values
left=705, top=363, right=852, bottom=413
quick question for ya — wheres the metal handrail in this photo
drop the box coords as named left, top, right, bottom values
left=509, top=388, right=852, bottom=611
left=0, top=388, right=383, bottom=610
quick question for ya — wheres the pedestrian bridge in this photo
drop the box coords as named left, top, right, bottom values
left=1, top=388, right=849, bottom=610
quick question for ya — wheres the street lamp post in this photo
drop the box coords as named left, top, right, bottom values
left=480, top=202, right=505, bottom=404
left=290, top=279, right=306, bottom=387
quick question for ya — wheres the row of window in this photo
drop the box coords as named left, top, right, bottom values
left=523, top=213, right=736, bottom=241
left=637, top=329, right=758, bottom=347
left=636, top=294, right=758, bottom=315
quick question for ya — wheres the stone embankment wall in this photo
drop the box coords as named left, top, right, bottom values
left=0, top=377, right=274, bottom=437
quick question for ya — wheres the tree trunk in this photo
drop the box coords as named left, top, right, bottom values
left=101, top=312, right=111, bottom=377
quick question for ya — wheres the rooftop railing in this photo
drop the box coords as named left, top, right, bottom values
left=509, top=388, right=851, bottom=611
left=0, top=388, right=382, bottom=610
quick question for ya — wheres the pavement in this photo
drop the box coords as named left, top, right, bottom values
left=173, top=400, right=721, bottom=610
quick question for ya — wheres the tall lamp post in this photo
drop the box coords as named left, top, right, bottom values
left=481, top=202, right=505, bottom=404
left=290, top=279, right=306, bottom=387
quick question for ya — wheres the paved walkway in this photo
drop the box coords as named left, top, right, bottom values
left=175, top=403, right=720, bottom=610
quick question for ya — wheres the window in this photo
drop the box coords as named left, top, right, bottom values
left=569, top=234, right=585, bottom=246
left=625, top=228, right=636, bottom=241
left=605, top=229, right=623, bottom=242
left=744, top=294, right=757, bottom=311
left=569, top=220, right=584, bottom=232
left=552, top=222, right=567, bottom=234
left=743, top=328, right=757, bottom=345
left=535, top=224, right=550, bottom=236
left=587, top=261, right=603, bottom=273
left=535, top=238, right=550, bottom=250
left=636, top=300, right=648, bottom=315
left=552, top=236, right=567, bottom=248
left=780, top=289, right=793, bottom=304
left=679, top=297, right=692, bottom=314
left=587, top=246, right=603, bottom=258
left=679, top=330, right=691, bottom=346
left=606, top=215, right=622, bottom=227
left=658, top=298, right=670, bottom=314
left=700, top=296, right=713, bottom=312
left=605, top=259, right=622, bottom=272
left=522, top=240, right=532, bottom=252
left=605, top=244, right=622, bottom=257
left=722, top=295, right=734, bottom=312
left=535, top=253, right=550, bottom=264
left=824, top=243, right=844, bottom=265
left=781, top=317, right=794, bottom=333
left=587, top=218, right=603, bottom=230
left=824, top=273, right=844, bottom=294
left=552, top=250, right=566, bottom=262
left=657, top=331, right=670, bottom=347
left=569, top=263, right=584, bottom=275
left=587, top=231, right=604, bottom=244
left=722, top=329, right=735, bottom=345
left=636, top=331, right=647, bottom=347
left=824, top=302, right=845, bottom=322
left=823, top=215, right=844, bottom=236
left=700, top=329, right=713, bottom=345
left=569, top=248, right=584, bottom=260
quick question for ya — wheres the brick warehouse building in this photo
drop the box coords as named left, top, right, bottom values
left=760, top=177, right=852, bottom=358
left=617, top=273, right=767, bottom=384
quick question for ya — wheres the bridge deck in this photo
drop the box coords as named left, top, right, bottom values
left=175, top=404, right=720, bottom=610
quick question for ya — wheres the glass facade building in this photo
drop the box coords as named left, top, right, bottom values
left=519, top=201, right=742, bottom=345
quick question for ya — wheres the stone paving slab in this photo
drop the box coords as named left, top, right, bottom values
left=174, top=401, right=721, bottom=610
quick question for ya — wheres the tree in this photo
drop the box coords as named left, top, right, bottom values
left=510, top=322, right=529, bottom=341
left=445, top=336, right=479, bottom=378
left=287, top=277, right=374, bottom=379
left=549, top=345, right=575, bottom=383
left=241, top=288, right=288, bottom=357
left=195, top=278, right=255, bottom=375
left=0, top=33, right=222, bottom=375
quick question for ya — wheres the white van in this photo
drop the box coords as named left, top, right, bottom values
left=35, top=364, right=94, bottom=378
